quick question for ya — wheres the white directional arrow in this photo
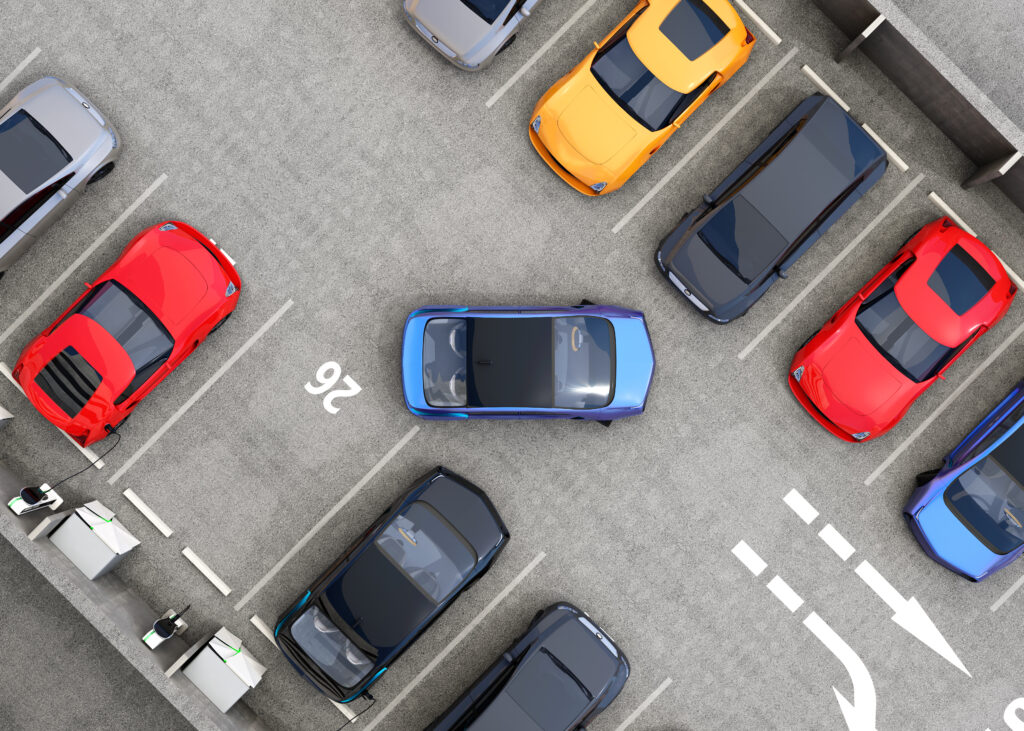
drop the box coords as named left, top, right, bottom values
left=855, top=560, right=970, bottom=676
left=804, top=611, right=877, bottom=731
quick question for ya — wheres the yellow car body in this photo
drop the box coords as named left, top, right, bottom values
left=529, top=0, right=754, bottom=196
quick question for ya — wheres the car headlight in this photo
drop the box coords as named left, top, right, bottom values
left=851, top=431, right=871, bottom=441
left=531, top=115, right=541, bottom=133
left=590, top=182, right=608, bottom=193
left=226, top=282, right=237, bottom=297
left=792, top=366, right=805, bottom=383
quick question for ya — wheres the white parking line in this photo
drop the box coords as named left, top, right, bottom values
left=249, top=615, right=276, bottom=645
left=0, top=174, right=168, bottom=349
left=738, top=172, right=923, bottom=360
left=733, top=0, right=781, bottom=45
left=182, top=547, right=231, bottom=596
left=800, top=65, right=851, bottom=111
left=865, top=317, right=1024, bottom=485
left=861, top=123, right=910, bottom=172
left=991, top=572, right=1024, bottom=612
left=613, top=46, right=798, bottom=234
left=122, top=488, right=173, bottom=537
left=613, top=677, right=673, bottom=731
left=485, top=0, right=600, bottom=108
left=0, top=47, right=41, bottom=94
left=0, top=360, right=107, bottom=468
left=767, top=575, right=804, bottom=612
left=107, top=299, right=294, bottom=486
left=233, top=424, right=420, bottom=611
left=731, top=540, right=767, bottom=576
left=362, top=552, right=546, bottom=731
left=927, top=191, right=978, bottom=236
left=783, top=488, right=818, bottom=524
left=818, top=524, right=855, bottom=561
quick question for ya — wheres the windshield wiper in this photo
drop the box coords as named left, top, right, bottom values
left=541, top=648, right=593, bottom=701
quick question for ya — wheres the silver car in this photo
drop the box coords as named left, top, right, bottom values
left=404, top=0, right=542, bottom=71
left=0, top=77, right=121, bottom=279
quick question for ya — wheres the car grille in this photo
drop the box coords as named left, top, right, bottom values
left=34, top=347, right=101, bottom=418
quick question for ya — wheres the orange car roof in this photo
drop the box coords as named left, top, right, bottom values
left=627, top=0, right=747, bottom=93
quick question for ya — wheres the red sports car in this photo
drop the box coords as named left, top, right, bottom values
left=13, top=221, right=240, bottom=446
left=789, top=217, right=1015, bottom=443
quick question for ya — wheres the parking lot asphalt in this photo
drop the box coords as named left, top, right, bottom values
left=2, top=1, right=1024, bottom=730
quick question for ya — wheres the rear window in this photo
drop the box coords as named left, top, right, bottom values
left=0, top=111, right=72, bottom=193
left=698, top=197, right=788, bottom=283
left=928, top=245, right=995, bottom=316
left=660, top=0, right=731, bottom=59
left=34, top=347, right=101, bottom=417
left=77, top=282, right=174, bottom=374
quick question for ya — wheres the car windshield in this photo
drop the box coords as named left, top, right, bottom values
left=459, top=0, right=510, bottom=23
left=697, top=197, right=788, bottom=283
left=553, top=317, right=614, bottom=408
left=0, top=111, right=72, bottom=194
left=423, top=318, right=468, bottom=408
left=660, top=0, right=730, bottom=59
left=591, top=36, right=705, bottom=132
left=290, top=605, right=374, bottom=689
left=77, top=281, right=174, bottom=373
left=928, top=244, right=995, bottom=316
left=945, top=434, right=1024, bottom=554
left=856, top=283, right=958, bottom=382
left=504, top=650, right=592, bottom=730
left=376, top=502, right=475, bottom=603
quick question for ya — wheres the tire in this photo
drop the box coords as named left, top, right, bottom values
left=88, top=162, right=115, bottom=185
left=497, top=34, right=517, bottom=55
left=916, top=469, right=940, bottom=487
left=211, top=313, right=231, bottom=333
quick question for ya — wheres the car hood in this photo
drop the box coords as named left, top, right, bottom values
left=22, top=79, right=105, bottom=159
left=116, top=244, right=210, bottom=329
left=821, top=337, right=902, bottom=414
left=609, top=315, right=655, bottom=410
left=916, top=495, right=1001, bottom=579
left=556, top=84, right=638, bottom=166
left=665, top=232, right=749, bottom=315
left=407, top=0, right=493, bottom=55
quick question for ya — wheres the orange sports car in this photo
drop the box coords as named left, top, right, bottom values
left=529, top=0, right=754, bottom=196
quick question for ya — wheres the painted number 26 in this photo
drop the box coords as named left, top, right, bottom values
left=305, top=361, right=361, bottom=414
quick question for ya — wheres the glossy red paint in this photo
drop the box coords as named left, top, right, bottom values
left=14, top=221, right=241, bottom=446
left=789, top=218, right=1016, bottom=443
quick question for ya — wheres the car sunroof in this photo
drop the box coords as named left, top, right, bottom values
left=659, top=0, right=730, bottom=60
left=927, top=244, right=995, bottom=316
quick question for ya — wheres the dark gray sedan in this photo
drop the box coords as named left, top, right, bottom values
left=0, top=77, right=120, bottom=279
left=404, top=0, right=542, bottom=70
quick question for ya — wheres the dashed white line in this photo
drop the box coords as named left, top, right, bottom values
left=928, top=191, right=978, bottom=236
left=783, top=488, right=819, bottom=525
left=733, top=0, right=781, bottom=45
left=122, top=488, right=173, bottom=537
left=362, top=552, right=546, bottom=731
left=800, top=65, right=851, bottom=111
left=865, top=317, right=1024, bottom=485
left=612, top=46, right=798, bottom=234
left=732, top=540, right=767, bottom=576
left=738, top=173, right=923, bottom=360
left=249, top=615, right=276, bottom=645
left=108, top=299, right=294, bottom=486
left=613, top=677, right=674, bottom=731
left=991, top=572, right=1024, bottom=612
left=767, top=575, right=804, bottom=612
left=861, top=123, right=910, bottom=172
left=233, top=424, right=420, bottom=611
left=182, top=547, right=231, bottom=596
left=485, top=0, right=600, bottom=108
left=0, top=47, right=41, bottom=94
left=0, top=174, right=168, bottom=349
left=819, top=524, right=855, bottom=561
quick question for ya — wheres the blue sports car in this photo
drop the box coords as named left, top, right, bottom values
left=401, top=304, right=655, bottom=422
left=905, top=380, right=1024, bottom=581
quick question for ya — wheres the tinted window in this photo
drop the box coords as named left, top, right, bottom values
left=467, top=318, right=554, bottom=408
left=697, top=197, right=788, bottom=283
left=928, top=245, right=995, bottom=316
left=504, top=651, right=592, bottom=730
left=34, top=347, right=101, bottom=418
left=291, top=606, right=374, bottom=689
left=660, top=0, right=730, bottom=59
left=945, top=432, right=1024, bottom=554
left=376, top=502, right=475, bottom=603
left=459, top=0, right=510, bottom=23
left=77, top=282, right=174, bottom=374
left=0, top=111, right=72, bottom=194
left=423, top=318, right=468, bottom=408
left=592, top=37, right=711, bottom=131
left=553, top=317, right=614, bottom=409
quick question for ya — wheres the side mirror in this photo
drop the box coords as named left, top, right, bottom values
left=777, top=268, right=788, bottom=280
left=703, top=194, right=715, bottom=206
left=593, top=40, right=600, bottom=50
left=84, top=281, right=93, bottom=288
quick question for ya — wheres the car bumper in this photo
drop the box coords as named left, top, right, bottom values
left=787, top=373, right=858, bottom=443
left=528, top=125, right=603, bottom=196
left=403, top=11, right=491, bottom=71
left=903, top=511, right=981, bottom=582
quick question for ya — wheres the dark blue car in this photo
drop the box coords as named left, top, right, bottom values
left=274, top=467, right=509, bottom=703
left=905, top=380, right=1024, bottom=581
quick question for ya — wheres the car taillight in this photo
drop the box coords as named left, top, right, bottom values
left=745, top=29, right=755, bottom=45
left=12, top=364, right=23, bottom=381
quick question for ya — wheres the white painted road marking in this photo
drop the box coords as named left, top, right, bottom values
left=767, top=575, right=804, bottom=612
left=865, top=317, right=1024, bottom=485
left=0, top=47, right=41, bottom=94
left=122, top=488, right=173, bottom=537
left=362, top=552, right=546, bottom=731
left=732, top=540, right=767, bottom=576
left=612, top=46, right=799, bottom=234
left=182, top=547, right=231, bottom=596
left=733, top=0, right=782, bottom=45
left=861, top=123, right=910, bottom=172
left=801, top=65, right=851, bottom=111
left=305, top=361, right=362, bottom=413
left=927, top=192, right=978, bottom=236
left=613, top=677, right=674, bottom=731
left=783, top=488, right=819, bottom=524
left=819, top=524, right=855, bottom=561
left=108, top=299, right=294, bottom=486
left=249, top=615, right=276, bottom=645
left=990, top=571, right=1024, bottom=612
left=803, top=611, right=877, bottom=731
left=993, top=252, right=1024, bottom=293
left=0, top=361, right=107, bottom=468
left=485, top=0, right=600, bottom=108
left=233, top=424, right=420, bottom=611
left=738, top=173, right=923, bottom=360
left=0, top=174, right=168, bottom=349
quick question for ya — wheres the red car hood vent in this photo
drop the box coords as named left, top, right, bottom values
left=822, top=337, right=901, bottom=415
